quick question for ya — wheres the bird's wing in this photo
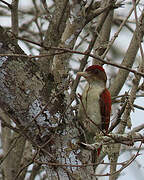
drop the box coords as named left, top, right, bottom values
left=99, top=89, right=111, bottom=132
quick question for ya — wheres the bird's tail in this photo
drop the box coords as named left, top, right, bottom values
left=97, top=146, right=102, bottom=156
left=92, top=145, right=102, bottom=171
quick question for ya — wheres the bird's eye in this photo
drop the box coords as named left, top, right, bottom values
left=86, top=69, right=99, bottom=74
left=93, top=69, right=99, bottom=74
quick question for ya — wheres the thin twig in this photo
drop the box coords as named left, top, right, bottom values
left=0, top=0, right=12, bottom=9
left=33, top=141, right=143, bottom=177
left=0, top=135, right=21, bottom=165
left=13, top=35, right=144, bottom=77
left=102, top=0, right=140, bottom=59
left=108, top=100, right=127, bottom=133
left=92, top=141, right=143, bottom=177
left=14, top=149, right=39, bottom=180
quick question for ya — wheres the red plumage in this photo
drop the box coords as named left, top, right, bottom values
left=99, top=88, right=111, bottom=132
left=86, top=65, right=105, bottom=72
left=97, top=88, right=111, bottom=156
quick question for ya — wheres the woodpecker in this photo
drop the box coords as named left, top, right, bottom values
left=77, top=65, right=111, bottom=155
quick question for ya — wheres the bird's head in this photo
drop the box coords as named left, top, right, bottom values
left=77, top=65, right=107, bottom=85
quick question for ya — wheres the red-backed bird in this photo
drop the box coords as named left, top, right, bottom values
left=77, top=65, right=111, bottom=156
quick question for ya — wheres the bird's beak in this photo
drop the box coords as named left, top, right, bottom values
left=77, top=72, right=89, bottom=79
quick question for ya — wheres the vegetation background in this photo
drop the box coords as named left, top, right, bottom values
left=0, top=0, right=144, bottom=180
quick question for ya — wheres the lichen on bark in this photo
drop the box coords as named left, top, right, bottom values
left=0, top=26, right=44, bottom=127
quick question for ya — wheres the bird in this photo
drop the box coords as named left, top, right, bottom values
left=77, top=65, right=111, bottom=156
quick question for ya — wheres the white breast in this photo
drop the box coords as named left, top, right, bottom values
left=78, top=82, right=104, bottom=136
